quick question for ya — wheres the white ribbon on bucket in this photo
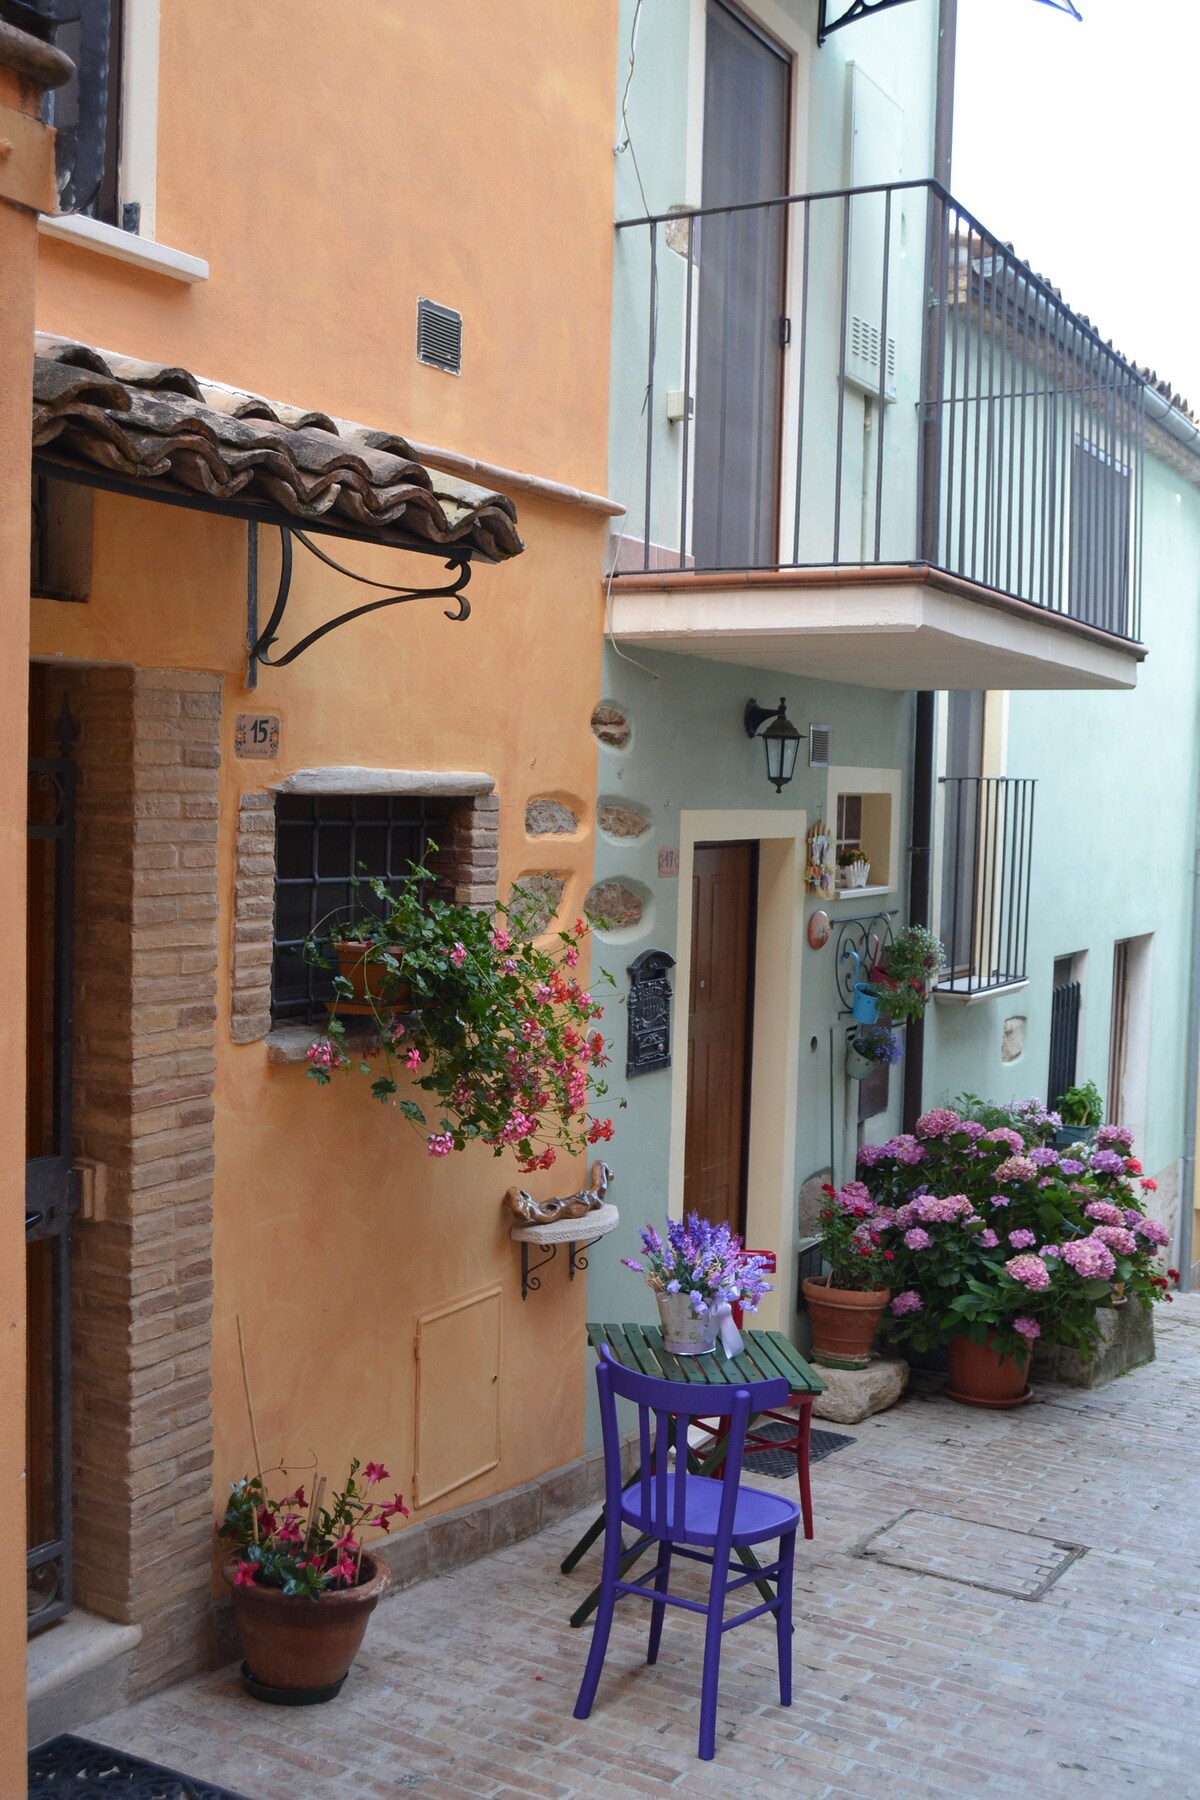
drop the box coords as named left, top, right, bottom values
left=714, top=1303, right=744, bottom=1358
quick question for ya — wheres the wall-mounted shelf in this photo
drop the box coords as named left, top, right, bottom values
left=833, top=885, right=893, bottom=902
left=510, top=1204, right=620, bottom=1300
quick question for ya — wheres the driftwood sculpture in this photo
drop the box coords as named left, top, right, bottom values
left=503, top=1161, right=614, bottom=1226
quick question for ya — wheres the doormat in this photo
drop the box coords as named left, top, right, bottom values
left=29, top=1734, right=256, bottom=1800
left=743, top=1421, right=855, bottom=1478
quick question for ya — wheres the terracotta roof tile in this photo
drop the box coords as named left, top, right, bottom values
left=32, top=337, right=524, bottom=561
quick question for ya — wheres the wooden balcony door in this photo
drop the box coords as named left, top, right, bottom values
left=684, top=842, right=757, bottom=1234
left=692, top=0, right=790, bottom=572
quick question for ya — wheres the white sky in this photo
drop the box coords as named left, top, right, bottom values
left=953, top=0, right=1200, bottom=407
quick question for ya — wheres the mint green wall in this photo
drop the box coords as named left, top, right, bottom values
left=585, top=650, right=914, bottom=1332
left=922, top=454, right=1200, bottom=1221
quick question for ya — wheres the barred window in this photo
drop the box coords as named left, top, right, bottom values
left=270, top=794, right=446, bottom=1026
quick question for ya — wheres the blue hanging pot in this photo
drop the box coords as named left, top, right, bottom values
left=851, top=983, right=879, bottom=1024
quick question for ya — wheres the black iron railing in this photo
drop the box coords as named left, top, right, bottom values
left=613, top=180, right=1144, bottom=640
left=937, top=776, right=1036, bottom=996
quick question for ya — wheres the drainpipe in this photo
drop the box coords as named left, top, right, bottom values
left=903, top=694, right=934, bottom=1132
left=904, top=0, right=956, bottom=1133
left=1178, top=806, right=1200, bottom=1290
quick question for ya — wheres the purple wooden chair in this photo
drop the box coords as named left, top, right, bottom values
left=573, top=1345, right=801, bottom=1761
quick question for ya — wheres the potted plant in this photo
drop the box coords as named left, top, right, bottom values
left=846, top=1022, right=903, bottom=1080
left=1054, top=1079, right=1104, bottom=1149
left=622, top=1215, right=773, bottom=1356
left=304, top=857, right=615, bottom=1173
left=220, top=1459, right=408, bottom=1702
left=856, top=1105, right=1175, bottom=1405
left=802, top=1181, right=895, bottom=1368
left=836, top=848, right=871, bottom=890
left=863, top=924, right=944, bottom=1027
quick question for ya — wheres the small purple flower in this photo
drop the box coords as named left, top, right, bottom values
left=621, top=1258, right=645, bottom=1273
left=1029, top=1146, right=1059, bottom=1167
left=904, top=1227, right=933, bottom=1250
left=988, top=1193, right=1012, bottom=1209
left=857, top=1142, right=887, bottom=1168
left=1096, top=1123, right=1134, bottom=1150
left=983, top=1127, right=1025, bottom=1154
left=1059, top=1157, right=1085, bottom=1175
left=1090, top=1149, right=1128, bottom=1177
left=1008, top=1229, right=1037, bottom=1249
left=1013, top=1316, right=1041, bottom=1342
left=1041, top=1243, right=1062, bottom=1258
left=958, top=1120, right=987, bottom=1141
left=979, top=1228, right=999, bottom=1248
left=665, top=1279, right=680, bottom=1293
left=889, top=1289, right=923, bottom=1316
left=688, top=1290, right=709, bottom=1315
left=1134, top=1215, right=1171, bottom=1248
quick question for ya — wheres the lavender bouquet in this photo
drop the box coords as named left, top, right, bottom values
left=623, top=1214, right=773, bottom=1354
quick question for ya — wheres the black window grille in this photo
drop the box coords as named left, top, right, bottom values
left=18, top=0, right=125, bottom=221
left=1047, top=979, right=1081, bottom=1108
left=271, top=794, right=447, bottom=1026
left=937, top=776, right=1036, bottom=996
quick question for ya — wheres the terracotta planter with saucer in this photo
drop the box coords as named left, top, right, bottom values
left=944, top=1333, right=1032, bottom=1408
left=802, top=1275, right=890, bottom=1368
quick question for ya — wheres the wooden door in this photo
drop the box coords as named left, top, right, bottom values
left=684, top=843, right=756, bottom=1233
left=692, top=1, right=790, bottom=571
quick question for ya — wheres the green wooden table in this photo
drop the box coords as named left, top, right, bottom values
left=563, top=1322, right=826, bottom=1628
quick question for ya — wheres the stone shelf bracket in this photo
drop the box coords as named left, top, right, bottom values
left=509, top=1204, right=620, bottom=1300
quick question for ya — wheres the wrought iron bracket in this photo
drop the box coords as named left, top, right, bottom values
left=817, top=0, right=916, bottom=44
left=518, top=1237, right=595, bottom=1300
left=247, top=522, right=473, bottom=687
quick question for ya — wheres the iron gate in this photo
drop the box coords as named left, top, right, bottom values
left=26, top=698, right=77, bottom=1632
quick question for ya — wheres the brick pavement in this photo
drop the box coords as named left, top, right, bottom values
left=85, top=1298, right=1200, bottom=1798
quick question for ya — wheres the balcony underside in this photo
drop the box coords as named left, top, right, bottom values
left=607, top=565, right=1143, bottom=692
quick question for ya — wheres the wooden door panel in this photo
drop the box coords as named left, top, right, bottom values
left=684, top=843, right=754, bottom=1232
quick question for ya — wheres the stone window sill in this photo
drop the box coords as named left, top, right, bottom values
left=265, top=1025, right=317, bottom=1066
left=38, top=212, right=209, bottom=282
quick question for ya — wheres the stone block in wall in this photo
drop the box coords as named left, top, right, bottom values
left=591, top=702, right=630, bottom=750
left=598, top=800, right=650, bottom=839
left=584, top=879, right=643, bottom=931
left=525, top=797, right=579, bottom=836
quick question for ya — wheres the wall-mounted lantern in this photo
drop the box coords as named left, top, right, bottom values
left=744, top=697, right=804, bottom=793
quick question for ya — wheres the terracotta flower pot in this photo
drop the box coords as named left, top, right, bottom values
left=944, top=1333, right=1032, bottom=1408
left=224, top=1551, right=390, bottom=1700
left=802, top=1275, right=890, bottom=1369
left=331, top=940, right=413, bottom=1017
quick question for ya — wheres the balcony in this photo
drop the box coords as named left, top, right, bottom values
left=609, top=181, right=1146, bottom=692
left=935, top=776, right=1035, bottom=1001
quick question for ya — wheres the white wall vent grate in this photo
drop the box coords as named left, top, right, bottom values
left=417, top=298, right=463, bottom=375
left=809, top=724, right=831, bottom=769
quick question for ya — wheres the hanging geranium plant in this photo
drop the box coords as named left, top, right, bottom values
left=303, top=858, right=614, bottom=1172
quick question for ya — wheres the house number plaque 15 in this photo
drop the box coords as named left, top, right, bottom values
left=626, top=948, right=676, bottom=1079
left=234, top=713, right=280, bottom=759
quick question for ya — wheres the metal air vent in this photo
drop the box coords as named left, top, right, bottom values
left=846, top=313, right=897, bottom=402
left=809, top=724, right=831, bottom=769
left=417, top=298, right=463, bottom=375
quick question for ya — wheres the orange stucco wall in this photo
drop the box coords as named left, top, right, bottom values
left=3, top=58, right=52, bottom=1788
left=29, top=0, right=618, bottom=1574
